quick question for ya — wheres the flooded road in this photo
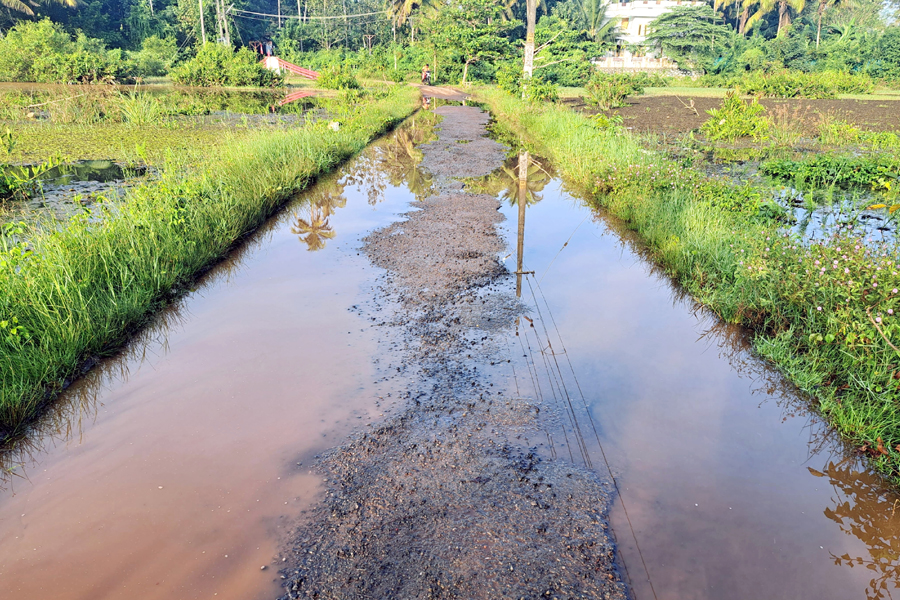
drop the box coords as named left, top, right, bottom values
left=491, top=152, right=900, bottom=600
left=0, top=118, right=435, bottom=600
left=3, top=109, right=900, bottom=600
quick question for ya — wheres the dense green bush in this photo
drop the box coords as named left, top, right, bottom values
left=701, top=92, right=769, bottom=141
left=171, top=44, right=282, bottom=87
left=495, top=62, right=558, bottom=103
left=0, top=19, right=133, bottom=83
left=316, top=65, right=361, bottom=90
left=584, top=72, right=645, bottom=110
left=761, top=154, right=900, bottom=188
left=734, top=69, right=875, bottom=98
left=128, top=35, right=180, bottom=78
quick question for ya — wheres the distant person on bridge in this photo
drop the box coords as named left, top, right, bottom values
left=421, top=64, right=431, bottom=85
left=265, top=40, right=274, bottom=57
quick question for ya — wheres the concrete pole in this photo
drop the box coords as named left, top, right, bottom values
left=199, top=0, right=207, bottom=44
left=523, top=0, right=536, bottom=79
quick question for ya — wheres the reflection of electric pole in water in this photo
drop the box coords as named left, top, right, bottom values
left=516, top=150, right=528, bottom=298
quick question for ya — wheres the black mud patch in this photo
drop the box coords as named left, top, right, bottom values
left=279, top=106, right=628, bottom=600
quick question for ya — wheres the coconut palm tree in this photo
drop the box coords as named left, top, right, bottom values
left=715, top=0, right=758, bottom=35
left=385, top=0, right=439, bottom=26
left=815, top=0, right=849, bottom=47
left=581, top=0, right=618, bottom=43
left=2, top=0, right=77, bottom=16
left=746, top=0, right=806, bottom=36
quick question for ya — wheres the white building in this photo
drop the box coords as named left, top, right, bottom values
left=604, top=0, right=704, bottom=45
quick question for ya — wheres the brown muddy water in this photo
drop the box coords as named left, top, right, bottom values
left=490, top=152, right=900, bottom=600
left=2, top=113, right=900, bottom=600
left=0, top=125, right=429, bottom=600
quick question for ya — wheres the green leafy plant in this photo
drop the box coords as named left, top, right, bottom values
left=317, top=66, right=362, bottom=90
left=584, top=72, right=645, bottom=110
left=761, top=154, right=900, bottom=188
left=117, top=92, right=162, bottom=125
left=700, top=91, right=768, bottom=141
left=171, top=44, right=282, bottom=88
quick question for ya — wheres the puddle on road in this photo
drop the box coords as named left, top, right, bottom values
left=0, top=115, right=435, bottom=600
left=5, top=113, right=900, bottom=600
left=488, top=151, right=900, bottom=600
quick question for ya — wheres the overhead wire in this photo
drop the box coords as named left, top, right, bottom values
left=518, top=266, right=661, bottom=600
left=229, top=7, right=387, bottom=20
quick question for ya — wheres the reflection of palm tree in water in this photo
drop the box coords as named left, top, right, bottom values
left=345, top=117, right=435, bottom=204
left=292, top=204, right=335, bottom=251
left=291, top=177, right=347, bottom=251
left=813, top=459, right=900, bottom=599
left=473, top=153, right=553, bottom=207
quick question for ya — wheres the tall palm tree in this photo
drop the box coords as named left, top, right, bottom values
left=715, top=0, right=757, bottom=35
left=385, top=0, right=439, bottom=26
left=815, top=0, right=849, bottom=47
left=746, top=0, right=805, bottom=35
left=581, top=0, right=618, bottom=43
left=2, top=0, right=77, bottom=16
left=498, top=0, right=548, bottom=21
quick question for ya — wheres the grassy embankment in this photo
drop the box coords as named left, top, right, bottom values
left=479, top=87, right=900, bottom=483
left=0, top=86, right=418, bottom=440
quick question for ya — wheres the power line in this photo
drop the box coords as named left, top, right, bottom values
left=229, top=7, right=388, bottom=20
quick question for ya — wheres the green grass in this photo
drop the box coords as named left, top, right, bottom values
left=478, top=86, right=900, bottom=485
left=0, top=85, right=419, bottom=439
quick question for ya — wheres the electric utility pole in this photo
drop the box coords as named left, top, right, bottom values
left=199, top=0, right=207, bottom=43
left=523, top=0, right=536, bottom=79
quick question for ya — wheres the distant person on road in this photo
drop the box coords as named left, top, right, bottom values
left=421, top=64, right=431, bottom=85
left=265, top=40, right=274, bottom=57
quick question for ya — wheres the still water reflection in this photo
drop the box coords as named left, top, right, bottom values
left=489, top=150, right=900, bottom=600
left=5, top=115, right=900, bottom=600
left=0, top=115, right=434, bottom=600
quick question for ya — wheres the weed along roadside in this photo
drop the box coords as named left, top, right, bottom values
left=0, top=86, right=418, bottom=441
left=477, top=87, right=900, bottom=486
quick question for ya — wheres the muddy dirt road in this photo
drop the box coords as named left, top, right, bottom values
left=7, top=102, right=900, bottom=600
left=279, top=106, right=627, bottom=599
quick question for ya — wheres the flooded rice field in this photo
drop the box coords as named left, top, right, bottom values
left=2, top=106, right=900, bottom=599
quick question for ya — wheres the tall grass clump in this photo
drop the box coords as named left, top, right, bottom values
left=478, top=87, right=900, bottom=485
left=0, top=86, right=418, bottom=439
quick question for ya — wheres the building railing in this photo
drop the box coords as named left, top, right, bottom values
left=614, top=0, right=699, bottom=7
left=592, top=56, right=678, bottom=70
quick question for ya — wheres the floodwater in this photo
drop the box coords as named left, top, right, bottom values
left=3, top=114, right=900, bottom=600
left=490, top=151, right=900, bottom=600
left=0, top=117, right=433, bottom=600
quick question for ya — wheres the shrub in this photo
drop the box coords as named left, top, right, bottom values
left=316, top=66, right=361, bottom=90
left=495, top=61, right=522, bottom=96
left=584, top=72, right=645, bottom=110
left=524, top=79, right=559, bottom=103
left=171, top=44, right=282, bottom=87
left=128, top=35, right=179, bottom=78
left=733, top=69, right=875, bottom=99
left=700, top=92, right=768, bottom=141
left=817, top=115, right=862, bottom=146
left=0, top=20, right=133, bottom=84
left=495, top=63, right=558, bottom=103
